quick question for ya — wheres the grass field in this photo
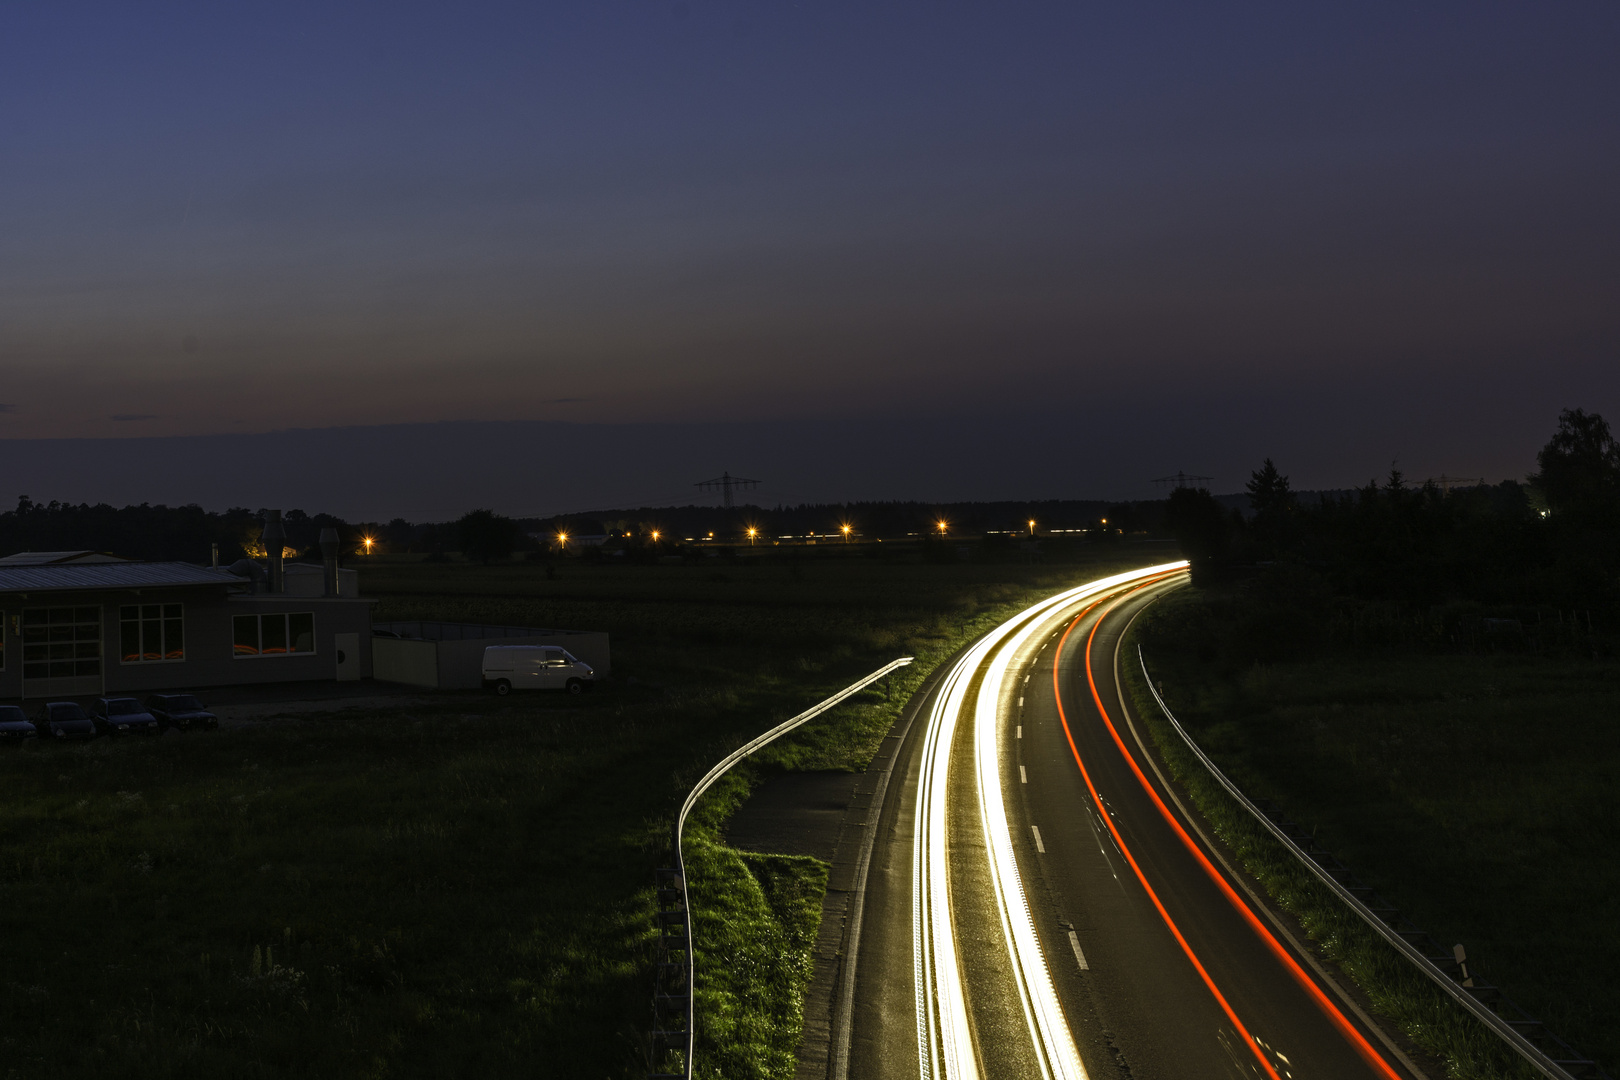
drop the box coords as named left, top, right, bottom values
left=1131, top=585, right=1619, bottom=1078
left=0, top=546, right=1159, bottom=1079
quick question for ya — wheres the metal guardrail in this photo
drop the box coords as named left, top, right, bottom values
left=649, top=656, right=916, bottom=1080
left=1139, top=646, right=1610, bottom=1080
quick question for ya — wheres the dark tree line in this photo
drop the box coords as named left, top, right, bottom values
left=1161, top=409, right=1620, bottom=658
left=0, top=499, right=374, bottom=563
left=0, top=498, right=548, bottom=564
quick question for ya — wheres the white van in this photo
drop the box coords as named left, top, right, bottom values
left=482, top=645, right=597, bottom=695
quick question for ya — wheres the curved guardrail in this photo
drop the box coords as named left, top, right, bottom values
left=650, top=656, right=915, bottom=1080
left=1139, top=645, right=1608, bottom=1080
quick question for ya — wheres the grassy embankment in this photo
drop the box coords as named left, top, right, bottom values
left=0, top=545, right=1157, bottom=1079
left=1125, top=585, right=1618, bottom=1079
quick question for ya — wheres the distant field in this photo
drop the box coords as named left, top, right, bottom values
left=0, top=546, right=1160, bottom=1079
left=1134, top=587, right=1620, bottom=1076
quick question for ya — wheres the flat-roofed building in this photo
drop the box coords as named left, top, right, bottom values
left=0, top=558, right=374, bottom=701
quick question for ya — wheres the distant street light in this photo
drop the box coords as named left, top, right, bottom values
left=1027, top=519, right=1036, bottom=536
left=557, top=532, right=569, bottom=548
left=841, top=523, right=852, bottom=543
left=362, top=536, right=374, bottom=555
left=651, top=530, right=661, bottom=543
left=747, top=526, right=759, bottom=546
left=936, top=520, right=948, bottom=536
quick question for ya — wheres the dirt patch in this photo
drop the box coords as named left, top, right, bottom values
left=723, top=770, right=863, bottom=861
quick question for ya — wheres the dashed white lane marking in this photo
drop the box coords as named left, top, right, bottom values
left=1016, top=725, right=1022, bottom=739
left=1068, top=930, right=1090, bottom=971
left=1024, top=674, right=1031, bottom=685
left=1019, top=766, right=1027, bottom=784
left=1032, top=825, right=1045, bottom=853
left=1018, top=696, right=1024, bottom=707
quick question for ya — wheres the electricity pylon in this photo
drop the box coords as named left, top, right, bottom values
left=1424, top=475, right=1485, bottom=493
left=1152, top=471, right=1214, bottom=491
left=695, top=472, right=761, bottom=509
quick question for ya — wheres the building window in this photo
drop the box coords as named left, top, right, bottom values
left=22, top=606, right=102, bottom=680
left=120, top=604, right=185, bottom=663
left=233, top=612, right=316, bottom=657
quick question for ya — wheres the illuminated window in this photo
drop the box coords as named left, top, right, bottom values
left=22, top=606, right=101, bottom=680
left=233, top=612, right=316, bottom=657
left=120, top=604, right=185, bottom=663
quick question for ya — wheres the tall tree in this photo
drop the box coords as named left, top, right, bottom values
left=1165, top=486, right=1233, bottom=584
left=1245, top=458, right=1294, bottom=517
left=1245, top=459, right=1296, bottom=559
left=1534, top=408, right=1620, bottom=517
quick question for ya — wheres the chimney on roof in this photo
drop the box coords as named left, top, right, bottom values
left=320, top=527, right=341, bottom=597
left=262, top=510, right=286, bottom=594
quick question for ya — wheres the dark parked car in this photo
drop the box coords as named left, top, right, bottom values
left=0, top=705, right=37, bottom=742
left=93, top=697, right=159, bottom=736
left=144, top=693, right=218, bottom=732
left=39, top=701, right=97, bottom=740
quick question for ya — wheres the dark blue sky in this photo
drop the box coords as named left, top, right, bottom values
left=2, top=2, right=1617, bottom=507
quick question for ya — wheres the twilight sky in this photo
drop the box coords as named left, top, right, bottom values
left=2, top=2, right=1618, bottom=513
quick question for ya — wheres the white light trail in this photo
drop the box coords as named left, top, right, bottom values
left=912, top=562, right=1186, bottom=1079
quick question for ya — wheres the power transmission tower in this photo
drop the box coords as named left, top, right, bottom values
left=695, top=472, right=761, bottom=509
left=1424, top=475, right=1485, bottom=494
left=1151, top=471, right=1214, bottom=491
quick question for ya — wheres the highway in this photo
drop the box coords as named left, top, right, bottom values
left=841, top=564, right=1421, bottom=1080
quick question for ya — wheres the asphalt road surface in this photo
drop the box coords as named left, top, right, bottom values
left=843, top=566, right=1420, bottom=1080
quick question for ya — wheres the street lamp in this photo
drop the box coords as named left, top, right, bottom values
left=362, top=536, right=374, bottom=555
left=841, top=523, right=852, bottom=543
left=1027, top=519, right=1036, bottom=536
left=747, top=527, right=759, bottom=546
left=936, top=520, right=948, bottom=536
left=557, top=532, right=569, bottom=548
left=651, top=530, right=661, bottom=543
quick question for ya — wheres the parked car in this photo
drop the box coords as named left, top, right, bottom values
left=93, top=697, right=160, bottom=736
left=144, top=693, right=219, bottom=732
left=39, top=701, right=97, bottom=740
left=481, top=645, right=597, bottom=695
left=0, top=705, right=38, bottom=742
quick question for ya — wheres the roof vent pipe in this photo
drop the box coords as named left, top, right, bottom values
left=320, top=527, right=341, bottom=597
left=262, top=510, right=286, bottom=595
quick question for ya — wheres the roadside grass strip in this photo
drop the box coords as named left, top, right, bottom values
left=1120, top=635, right=1551, bottom=1078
